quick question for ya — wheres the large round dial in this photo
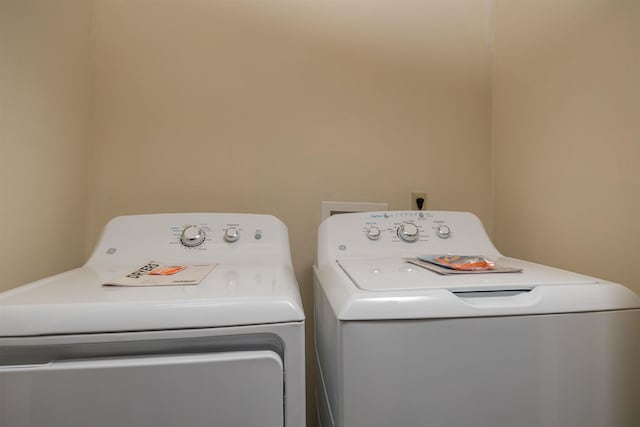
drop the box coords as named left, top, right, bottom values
left=398, top=223, right=419, bottom=242
left=180, top=225, right=206, bottom=247
left=223, top=227, right=240, bottom=242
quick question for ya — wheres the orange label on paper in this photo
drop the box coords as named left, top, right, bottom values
left=149, top=266, right=186, bottom=276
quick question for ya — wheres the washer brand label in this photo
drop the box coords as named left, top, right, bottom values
left=126, top=262, right=160, bottom=279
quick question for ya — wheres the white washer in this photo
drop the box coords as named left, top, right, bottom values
left=0, top=213, right=305, bottom=427
left=314, top=210, right=640, bottom=427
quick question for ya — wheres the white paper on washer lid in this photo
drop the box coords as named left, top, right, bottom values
left=103, top=261, right=217, bottom=287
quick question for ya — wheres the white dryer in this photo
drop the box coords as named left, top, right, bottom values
left=314, top=210, right=640, bottom=427
left=0, top=213, right=305, bottom=427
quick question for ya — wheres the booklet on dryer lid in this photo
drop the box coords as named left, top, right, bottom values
left=406, top=255, right=522, bottom=275
left=103, top=261, right=217, bottom=287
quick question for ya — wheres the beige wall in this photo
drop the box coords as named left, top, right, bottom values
left=0, top=0, right=93, bottom=292
left=5, top=0, right=637, bottom=425
left=89, top=0, right=494, bottom=241
left=89, top=1, right=493, bottom=424
left=493, top=0, right=640, bottom=295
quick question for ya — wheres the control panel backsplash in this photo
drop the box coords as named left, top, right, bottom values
left=87, top=213, right=292, bottom=267
left=317, top=211, right=499, bottom=266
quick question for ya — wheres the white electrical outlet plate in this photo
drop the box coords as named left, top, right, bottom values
left=321, top=201, right=388, bottom=222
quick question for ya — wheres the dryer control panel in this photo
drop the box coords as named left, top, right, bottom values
left=317, top=210, right=500, bottom=266
left=87, top=213, right=292, bottom=267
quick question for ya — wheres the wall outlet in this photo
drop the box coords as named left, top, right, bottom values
left=411, top=192, right=427, bottom=210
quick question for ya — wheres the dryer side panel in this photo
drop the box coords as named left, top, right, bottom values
left=314, top=268, right=341, bottom=427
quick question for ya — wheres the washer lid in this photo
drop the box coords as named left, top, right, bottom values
left=0, top=262, right=304, bottom=337
left=337, top=258, right=598, bottom=291
left=318, top=258, right=640, bottom=320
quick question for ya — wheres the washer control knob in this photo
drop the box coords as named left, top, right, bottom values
left=436, top=224, right=452, bottom=239
left=367, top=226, right=382, bottom=240
left=398, top=223, right=419, bottom=242
left=180, top=226, right=206, bottom=247
left=224, top=227, right=240, bottom=242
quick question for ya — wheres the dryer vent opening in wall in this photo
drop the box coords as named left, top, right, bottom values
left=321, top=201, right=388, bottom=222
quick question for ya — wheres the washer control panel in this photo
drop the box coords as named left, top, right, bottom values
left=360, top=212, right=454, bottom=244
left=318, top=211, right=499, bottom=265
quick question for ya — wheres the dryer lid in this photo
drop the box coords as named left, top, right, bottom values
left=0, top=262, right=304, bottom=337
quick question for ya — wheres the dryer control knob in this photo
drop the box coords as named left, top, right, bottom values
left=398, top=223, right=419, bottom=242
left=436, top=224, right=452, bottom=239
left=181, top=225, right=206, bottom=247
left=367, top=226, right=382, bottom=240
left=224, top=227, right=240, bottom=242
